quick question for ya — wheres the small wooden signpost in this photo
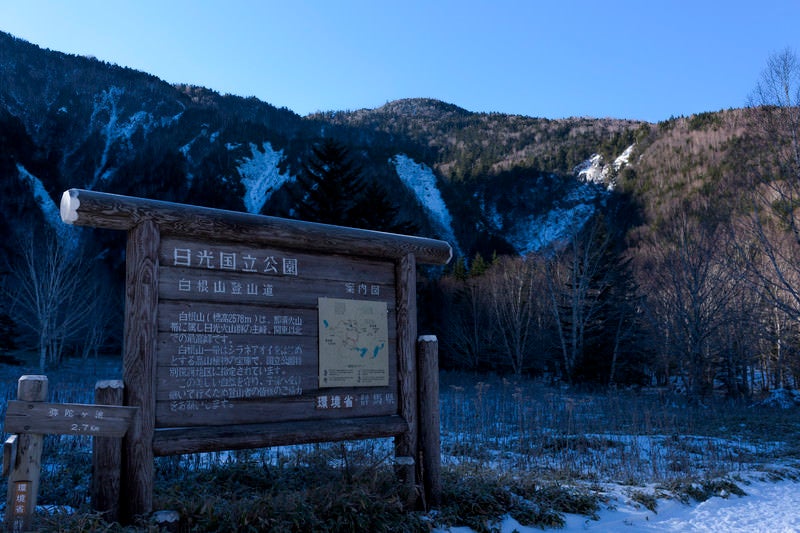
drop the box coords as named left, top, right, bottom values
left=57, top=188, right=451, bottom=523
left=3, top=376, right=136, bottom=532
left=5, top=400, right=136, bottom=438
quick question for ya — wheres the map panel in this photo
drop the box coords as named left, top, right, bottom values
left=318, top=297, right=389, bottom=388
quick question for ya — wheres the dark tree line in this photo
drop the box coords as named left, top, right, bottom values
left=285, top=138, right=417, bottom=234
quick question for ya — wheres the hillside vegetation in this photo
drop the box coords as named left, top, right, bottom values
left=0, top=31, right=799, bottom=401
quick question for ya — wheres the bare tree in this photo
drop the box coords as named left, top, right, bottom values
left=485, top=255, right=549, bottom=375
left=638, top=215, right=745, bottom=400
left=438, top=269, right=495, bottom=370
left=4, top=228, right=107, bottom=370
left=739, top=48, right=800, bottom=319
left=748, top=47, right=800, bottom=181
left=721, top=47, right=800, bottom=392
left=544, top=214, right=618, bottom=382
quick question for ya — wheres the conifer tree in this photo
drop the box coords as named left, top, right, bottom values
left=291, top=138, right=419, bottom=234
left=291, top=138, right=366, bottom=226
left=355, top=181, right=418, bottom=234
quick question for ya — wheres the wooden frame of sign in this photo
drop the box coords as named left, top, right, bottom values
left=60, top=188, right=451, bottom=521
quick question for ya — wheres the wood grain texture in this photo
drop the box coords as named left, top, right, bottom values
left=121, top=220, right=159, bottom=521
left=92, top=380, right=125, bottom=522
left=61, top=189, right=452, bottom=265
left=58, top=188, right=442, bottom=520
left=4, top=401, right=135, bottom=437
left=394, top=253, right=418, bottom=501
left=4, top=375, right=47, bottom=533
left=152, top=415, right=409, bottom=456
left=417, top=336, right=442, bottom=508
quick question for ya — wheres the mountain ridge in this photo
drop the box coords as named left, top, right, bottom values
left=0, top=29, right=753, bottom=265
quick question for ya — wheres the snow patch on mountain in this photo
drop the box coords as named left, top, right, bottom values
left=508, top=203, right=596, bottom=255
left=17, top=164, right=79, bottom=250
left=239, top=142, right=293, bottom=214
left=391, top=154, right=460, bottom=252
left=575, top=154, right=606, bottom=185
left=614, top=143, right=635, bottom=170
left=180, top=124, right=219, bottom=168
left=574, top=144, right=635, bottom=191
left=87, top=87, right=157, bottom=189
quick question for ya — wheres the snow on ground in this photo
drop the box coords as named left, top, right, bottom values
left=560, top=478, right=800, bottom=533
left=438, top=476, right=800, bottom=533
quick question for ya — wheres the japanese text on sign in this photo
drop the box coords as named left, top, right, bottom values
left=173, top=247, right=298, bottom=276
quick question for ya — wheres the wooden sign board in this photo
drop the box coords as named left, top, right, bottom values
left=4, top=401, right=136, bottom=438
left=59, top=188, right=452, bottom=520
left=155, top=237, right=399, bottom=428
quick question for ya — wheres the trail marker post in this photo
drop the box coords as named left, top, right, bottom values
left=3, top=375, right=136, bottom=531
left=59, top=188, right=451, bottom=521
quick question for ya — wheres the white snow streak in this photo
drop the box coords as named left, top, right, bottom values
left=391, top=154, right=460, bottom=252
left=614, top=143, right=635, bottom=171
left=16, top=164, right=79, bottom=250
left=88, top=86, right=155, bottom=189
left=238, top=142, right=293, bottom=214
left=574, top=153, right=606, bottom=185
left=574, top=144, right=635, bottom=191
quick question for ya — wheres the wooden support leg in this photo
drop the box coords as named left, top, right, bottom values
left=92, top=379, right=125, bottom=522
left=417, top=335, right=442, bottom=508
left=4, top=375, right=48, bottom=533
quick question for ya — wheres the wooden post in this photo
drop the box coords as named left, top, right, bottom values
left=417, top=336, right=441, bottom=508
left=120, top=219, right=159, bottom=522
left=5, top=375, right=48, bottom=533
left=395, top=253, right=418, bottom=505
left=92, top=379, right=125, bottom=521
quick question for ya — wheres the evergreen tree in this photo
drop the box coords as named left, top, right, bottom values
left=355, top=181, right=418, bottom=234
left=291, top=138, right=419, bottom=234
left=291, top=138, right=366, bottom=226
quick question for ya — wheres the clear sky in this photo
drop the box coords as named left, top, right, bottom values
left=1, top=0, right=798, bottom=123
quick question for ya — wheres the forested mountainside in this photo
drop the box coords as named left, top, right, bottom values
left=2, top=30, right=798, bottom=398
left=0, top=30, right=645, bottom=261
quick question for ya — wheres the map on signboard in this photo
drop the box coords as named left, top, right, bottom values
left=318, top=297, right=389, bottom=388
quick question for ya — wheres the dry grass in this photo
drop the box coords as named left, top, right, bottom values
left=1, top=361, right=799, bottom=531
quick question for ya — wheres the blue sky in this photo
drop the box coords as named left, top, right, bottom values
left=1, top=0, right=798, bottom=122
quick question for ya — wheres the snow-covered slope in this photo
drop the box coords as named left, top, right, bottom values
left=507, top=204, right=597, bottom=255
left=16, top=164, right=79, bottom=250
left=391, top=154, right=460, bottom=253
left=87, top=86, right=157, bottom=189
left=503, top=181, right=605, bottom=255
left=574, top=144, right=635, bottom=191
left=237, top=142, right=294, bottom=214
left=574, top=153, right=606, bottom=185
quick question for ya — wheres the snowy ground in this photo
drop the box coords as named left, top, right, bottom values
left=566, top=478, right=800, bottom=532
left=14, top=474, right=800, bottom=532
left=3, top=361, right=800, bottom=531
left=438, top=474, right=800, bottom=533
